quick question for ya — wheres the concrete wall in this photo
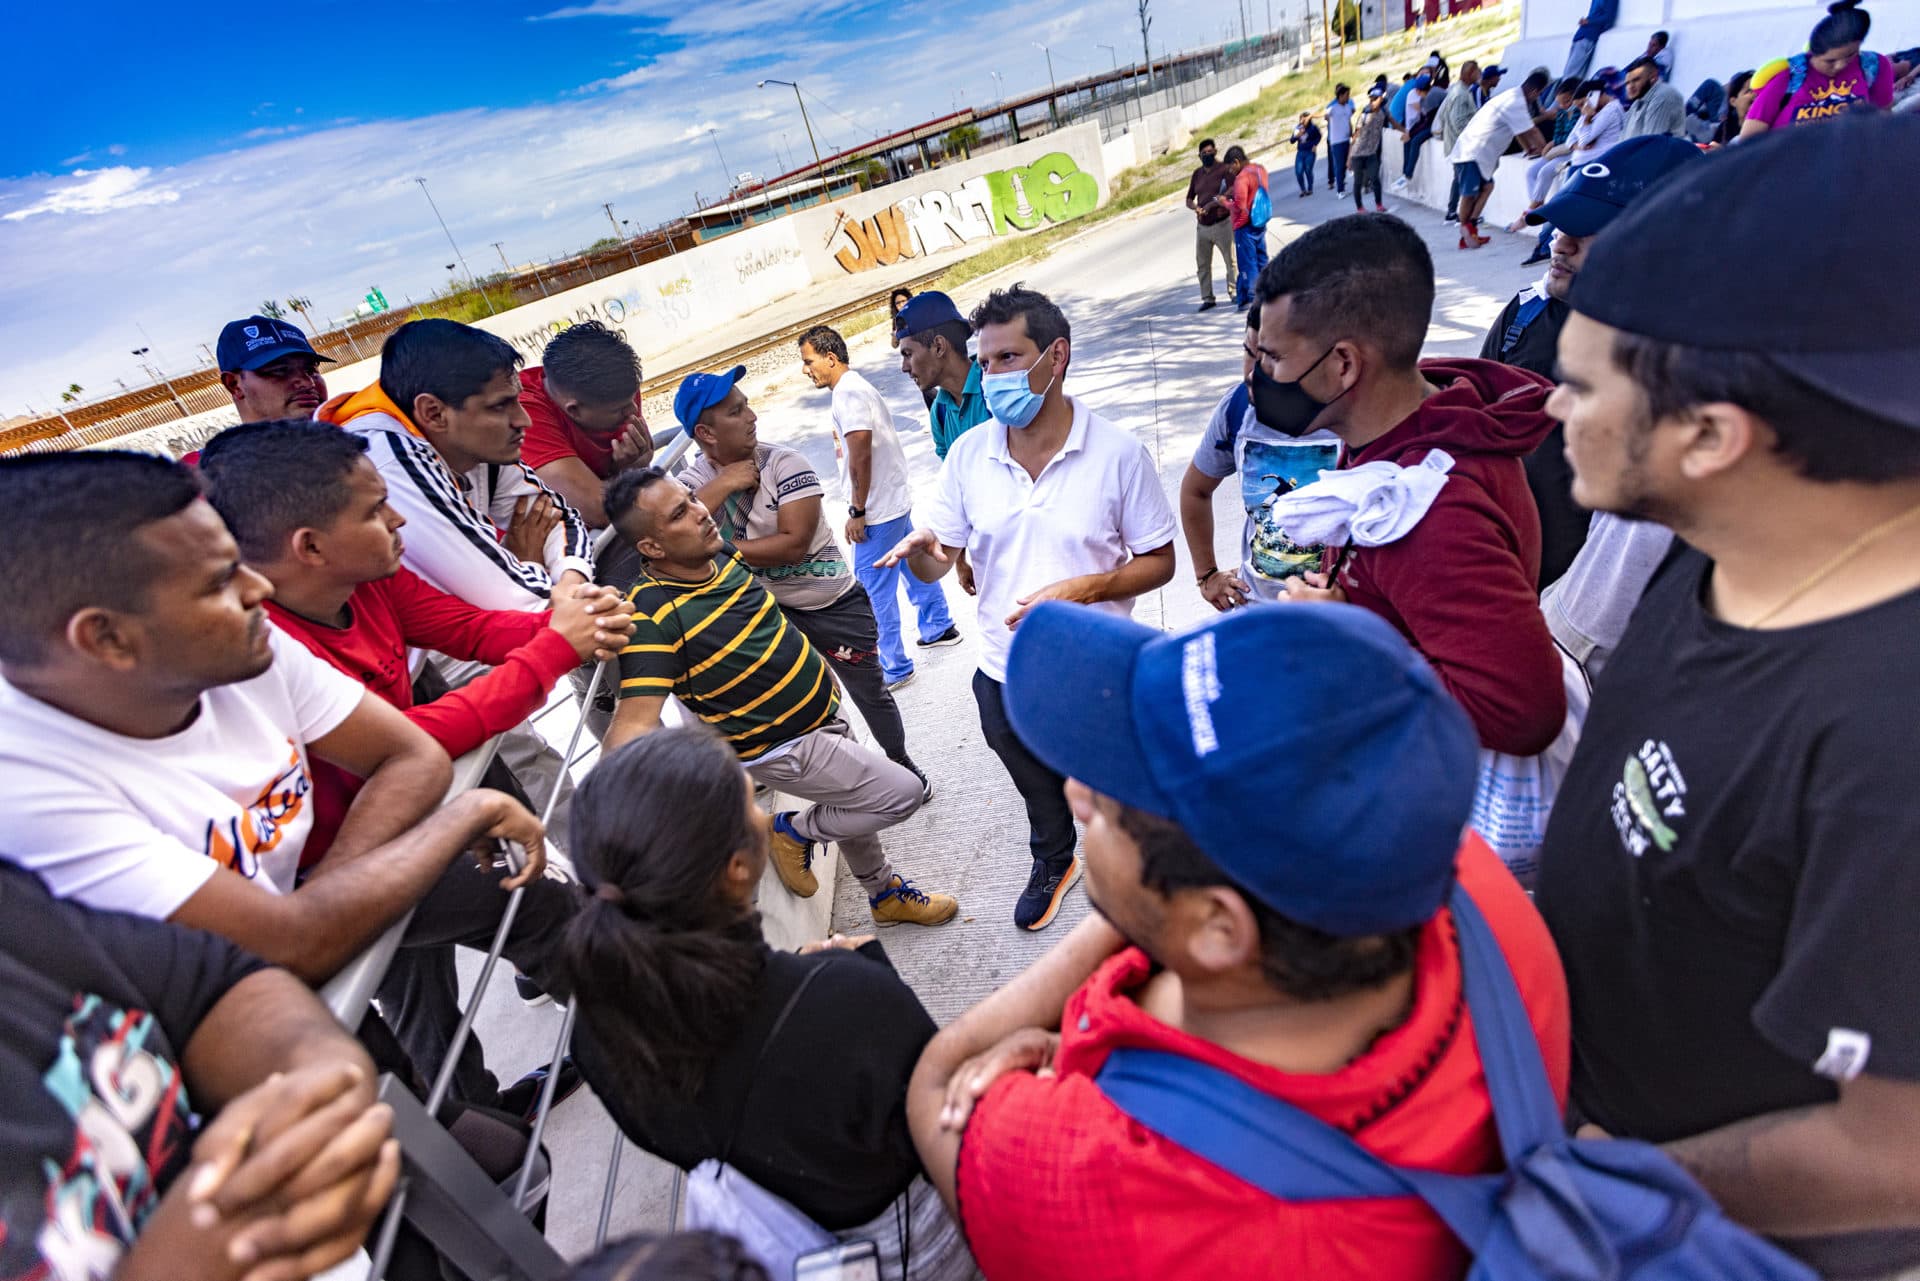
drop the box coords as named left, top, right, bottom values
left=787, top=124, right=1109, bottom=277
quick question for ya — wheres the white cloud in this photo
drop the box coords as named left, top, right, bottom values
left=1, top=167, right=182, bottom=223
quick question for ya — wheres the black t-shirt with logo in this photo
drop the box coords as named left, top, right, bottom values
left=1537, top=547, right=1920, bottom=1274
left=0, top=863, right=263, bottom=1277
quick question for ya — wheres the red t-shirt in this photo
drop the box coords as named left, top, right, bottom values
left=267, top=568, right=579, bottom=865
left=519, top=366, right=639, bottom=479
left=956, top=835, right=1570, bottom=1281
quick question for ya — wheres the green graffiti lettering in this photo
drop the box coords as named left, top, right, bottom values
left=983, top=154, right=1098, bottom=235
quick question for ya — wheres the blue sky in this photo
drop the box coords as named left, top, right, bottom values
left=0, top=0, right=1273, bottom=414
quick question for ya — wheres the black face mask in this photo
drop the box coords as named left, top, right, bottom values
left=1249, top=346, right=1348, bottom=437
left=1199, top=150, right=1217, bottom=166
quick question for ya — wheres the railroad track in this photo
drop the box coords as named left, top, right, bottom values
left=638, top=266, right=950, bottom=400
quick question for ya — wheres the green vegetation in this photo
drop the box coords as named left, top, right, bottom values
left=415, top=281, right=520, bottom=324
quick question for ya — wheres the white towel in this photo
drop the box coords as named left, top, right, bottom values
left=1270, top=449, right=1455, bottom=549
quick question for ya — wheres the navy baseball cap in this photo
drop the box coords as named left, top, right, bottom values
left=1481, top=64, right=1507, bottom=78
left=893, top=291, right=967, bottom=341
left=674, top=365, right=747, bottom=432
left=1572, top=113, right=1920, bottom=432
left=1527, top=134, right=1702, bottom=236
left=216, top=316, right=333, bottom=373
left=1005, top=602, right=1479, bottom=937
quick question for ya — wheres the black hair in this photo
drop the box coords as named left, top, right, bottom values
left=1198, top=137, right=1217, bottom=150
left=379, top=319, right=523, bottom=420
left=563, top=1231, right=769, bottom=1281
left=1609, top=333, right=1920, bottom=484
left=1335, top=81, right=1350, bottom=93
left=1254, top=214, right=1433, bottom=369
left=1554, top=76, right=1581, bottom=98
left=1650, top=28, right=1670, bottom=45
left=1223, top=144, right=1250, bottom=165
left=969, top=283, right=1070, bottom=354
left=603, top=465, right=675, bottom=541
left=0, top=452, right=203, bottom=666
left=541, top=321, right=640, bottom=405
left=904, top=317, right=973, bottom=360
left=1523, top=68, right=1553, bottom=94
left=1626, top=55, right=1660, bottom=77
left=198, top=420, right=371, bottom=563
left=1246, top=300, right=1263, bottom=332
left=797, top=324, right=848, bottom=365
left=1811, top=0, right=1870, bottom=53
left=1119, top=805, right=1421, bottom=1002
left=559, top=728, right=769, bottom=1098
left=1576, top=77, right=1607, bottom=97
left=1726, top=68, right=1755, bottom=99
left=888, top=288, right=913, bottom=315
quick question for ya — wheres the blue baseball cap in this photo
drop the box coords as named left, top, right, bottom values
left=893, top=291, right=968, bottom=341
left=215, top=316, right=333, bottom=373
left=1005, top=602, right=1479, bottom=937
left=674, top=365, right=748, bottom=432
left=1528, top=134, right=1703, bottom=236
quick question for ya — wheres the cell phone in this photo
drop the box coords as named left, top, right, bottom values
left=794, top=1239, right=881, bottom=1281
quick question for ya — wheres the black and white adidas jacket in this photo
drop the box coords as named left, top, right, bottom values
left=348, top=411, right=594, bottom=613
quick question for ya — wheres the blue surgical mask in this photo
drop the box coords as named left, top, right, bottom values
left=982, top=345, right=1060, bottom=429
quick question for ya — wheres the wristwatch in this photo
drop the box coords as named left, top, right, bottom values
left=848, top=506, right=866, bottom=518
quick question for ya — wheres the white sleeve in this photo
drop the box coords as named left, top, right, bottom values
left=839, top=384, right=889, bottom=435
left=1117, top=442, right=1179, bottom=555
left=3, top=766, right=217, bottom=920
left=267, top=625, right=367, bottom=743
left=362, top=431, right=550, bottom=611
left=489, top=464, right=595, bottom=584
left=923, top=442, right=971, bottom=549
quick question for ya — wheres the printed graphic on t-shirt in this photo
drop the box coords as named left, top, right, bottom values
left=1240, top=438, right=1340, bottom=584
left=1795, top=74, right=1866, bottom=123
left=7, top=996, right=195, bottom=1279
left=201, top=740, right=310, bottom=881
left=1609, top=738, right=1689, bottom=857
left=712, top=474, right=845, bottom=588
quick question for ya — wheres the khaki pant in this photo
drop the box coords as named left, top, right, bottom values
left=1196, top=218, right=1236, bottom=303
left=746, top=719, right=922, bottom=895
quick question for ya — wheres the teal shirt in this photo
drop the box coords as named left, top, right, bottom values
left=928, top=360, right=990, bottom=460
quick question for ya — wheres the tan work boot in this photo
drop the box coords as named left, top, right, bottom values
left=769, top=813, right=818, bottom=898
left=869, top=876, right=959, bottom=927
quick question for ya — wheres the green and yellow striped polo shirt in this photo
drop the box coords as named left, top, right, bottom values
left=618, top=550, right=840, bottom=759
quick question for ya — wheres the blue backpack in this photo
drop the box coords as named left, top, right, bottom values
left=1249, top=175, right=1272, bottom=231
left=1785, top=49, right=1882, bottom=97
left=1095, top=885, right=1820, bottom=1281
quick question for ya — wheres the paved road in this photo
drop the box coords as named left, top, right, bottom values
left=455, top=173, right=1551, bottom=1260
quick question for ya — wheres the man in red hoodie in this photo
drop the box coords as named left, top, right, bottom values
left=1249, top=214, right=1564, bottom=759
left=198, top=418, right=633, bottom=1114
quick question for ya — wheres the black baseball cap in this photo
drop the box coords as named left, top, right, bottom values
left=216, top=316, right=333, bottom=373
left=1570, top=114, right=1920, bottom=431
left=1527, top=135, right=1703, bottom=236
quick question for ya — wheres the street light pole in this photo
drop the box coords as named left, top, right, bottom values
left=130, top=347, right=189, bottom=416
left=413, top=177, right=493, bottom=315
left=759, top=80, right=825, bottom=203
left=1034, top=42, right=1059, bottom=126
left=603, top=203, right=643, bottom=270
left=706, top=127, right=734, bottom=192
left=1098, top=43, right=1134, bottom=125
left=1139, top=0, right=1155, bottom=93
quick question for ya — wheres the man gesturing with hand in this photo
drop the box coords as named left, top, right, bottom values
left=879, top=285, right=1174, bottom=932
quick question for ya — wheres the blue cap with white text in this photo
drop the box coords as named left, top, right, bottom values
left=215, top=316, right=333, bottom=373
left=1004, top=602, right=1478, bottom=936
left=673, top=365, right=748, bottom=432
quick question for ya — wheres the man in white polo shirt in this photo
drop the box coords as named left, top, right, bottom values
left=880, top=285, right=1176, bottom=930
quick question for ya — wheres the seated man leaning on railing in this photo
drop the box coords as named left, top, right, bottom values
left=198, top=419, right=634, bottom=1116
left=0, top=860, right=398, bottom=1281
left=557, top=728, right=979, bottom=1281
left=0, top=451, right=553, bottom=1120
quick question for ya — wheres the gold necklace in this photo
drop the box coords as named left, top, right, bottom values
left=1744, top=501, right=1920, bottom=627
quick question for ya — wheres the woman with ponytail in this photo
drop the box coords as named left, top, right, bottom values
left=559, top=727, right=975, bottom=1279
left=1742, top=0, right=1895, bottom=134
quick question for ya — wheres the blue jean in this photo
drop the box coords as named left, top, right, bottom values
left=1233, top=224, right=1268, bottom=305
left=852, top=510, right=954, bottom=682
left=1402, top=130, right=1428, bottom=181
left=1327, top=140, right=1350, bottom=191
left=1293, top=149, right=1316, bottom=194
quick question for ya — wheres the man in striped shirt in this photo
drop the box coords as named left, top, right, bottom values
left=601, top=467, right=958, bottom=928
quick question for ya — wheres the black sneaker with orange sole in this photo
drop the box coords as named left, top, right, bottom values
left=1014, top=855, right=1082, bottom=931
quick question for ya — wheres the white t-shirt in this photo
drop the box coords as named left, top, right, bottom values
left=0, top=626, right=366, bottom=919
left=828, top=369, right=913, bottom=525
left=1449, top=85, right=1536, bottom=175
left=1326, top=97, right=1356, bottom=144
left=923, top=396, right=1178, bottom=682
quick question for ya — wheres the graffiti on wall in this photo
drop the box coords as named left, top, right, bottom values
left=833, top=151, right=1100, bottom=273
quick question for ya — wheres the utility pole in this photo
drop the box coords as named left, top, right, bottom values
left=706, top=127, right=734, bottom=193
left=1035, top=42, right=1059, bottom=127
left=130, top=347, right=189, bottom=416
left=413, top=177, right=493, bottom=315
left=1321, top=0, right=1333, bottom=79
left=759, top=81, right=825, bottom=201
left=603, top=204, right=643, bottom=269
left=1099, top=43, right=1135, bottom=125
left=1138, top=0, right=1155, bottom=93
